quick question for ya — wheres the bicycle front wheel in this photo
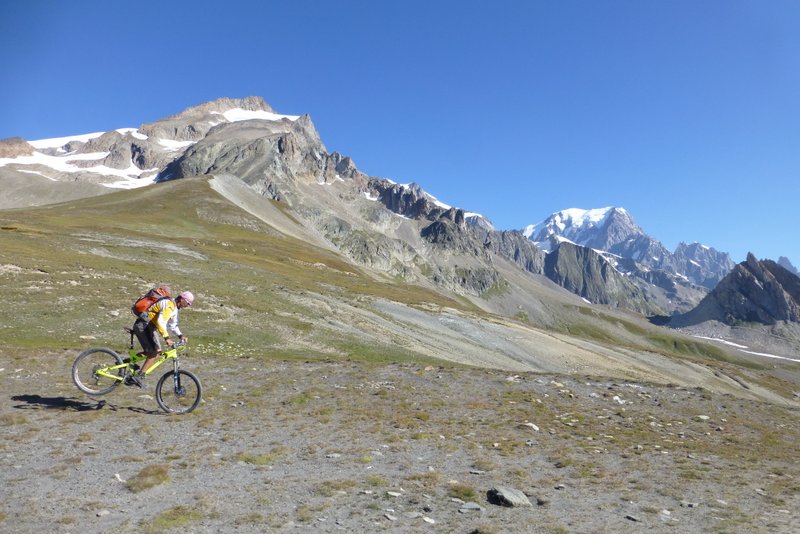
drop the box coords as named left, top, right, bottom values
left=155, top=370, right=202, bottom=413
left=72, top=348, right=124, bottom=395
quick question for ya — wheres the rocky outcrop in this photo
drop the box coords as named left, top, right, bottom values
left=66, top=130, right=170, bottom=172
left=482, top=231, right=545, bottom=274
left=0, top=138, right=34, bottom=158
left=367, top=181, right=448, bottom=221
left=156, top=115, right=331, bottom=204
left=544, top=242, right=663, bottom=315
left=421, top=208, right=489, bottom=259
left=674, top=242, right=735, bottom=289
left=671, top=253, right=800, bottom=326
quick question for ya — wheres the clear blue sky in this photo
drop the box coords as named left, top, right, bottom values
left=2, top=0, right=799, bottom=266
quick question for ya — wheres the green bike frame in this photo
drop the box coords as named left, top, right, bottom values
left=95, top=332, right=183, bottom=383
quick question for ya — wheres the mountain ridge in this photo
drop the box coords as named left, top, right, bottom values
left=524, top=206, right=735, bottom=290
left=0, top=96, right=795, bottom=327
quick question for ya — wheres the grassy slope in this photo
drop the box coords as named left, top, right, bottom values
left=0, top=177, right=466, bottom=359
left=1, top=175, right=798, bottom=401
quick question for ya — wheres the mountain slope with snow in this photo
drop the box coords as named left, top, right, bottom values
left=524, top=207, right=735, bottom=292
left=0, top=97, right=302, bottom=205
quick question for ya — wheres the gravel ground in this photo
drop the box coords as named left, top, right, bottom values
left=1, top=350, right=799, bottom=533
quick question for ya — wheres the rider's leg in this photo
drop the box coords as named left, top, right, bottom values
left=139, top=351, right=159, bottom=375
left=132, top=320, right=160, bottom=377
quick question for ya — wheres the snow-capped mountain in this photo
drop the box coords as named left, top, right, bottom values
left=523, top=207, right=734, bottom=290
left=523, top=207, right=638, bottom=252
left=0, top=97, right=301, bottom=208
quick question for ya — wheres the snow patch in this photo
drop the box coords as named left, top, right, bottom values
left=158, top=139, right=195, bottom=151
left=693, top=336, right=800, bottom=363
left=0, top=149, right=157, bottom=184
left=117, top=128, right=149, bottom=140
left=28, top=132, right=106, bottom=149
left=222, top=108, right=300, bottom=123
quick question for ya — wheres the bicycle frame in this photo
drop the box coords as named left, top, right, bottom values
left=94, top=332, right=185, bottom=383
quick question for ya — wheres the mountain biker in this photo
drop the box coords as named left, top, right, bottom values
left=127, top=290, right=194, bottom=387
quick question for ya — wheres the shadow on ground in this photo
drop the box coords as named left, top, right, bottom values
left=10, top=394, right=160, bottom=414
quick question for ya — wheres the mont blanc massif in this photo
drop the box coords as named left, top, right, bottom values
left=1, top=96, right=799, bottom=365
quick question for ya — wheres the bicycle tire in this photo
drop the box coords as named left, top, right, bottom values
left=72, top=348, right=124, bottom=395
left=155, top=369, right=202, bottom=414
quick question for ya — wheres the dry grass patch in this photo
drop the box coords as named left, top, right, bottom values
left=316, top=479, right=358, bottom=496
left=365, top=474, right=387, bottom=487
left=472, top=458, right=497, bottom=471
left=404, top=470, right=441, bottom=489
left=448, top=481, right=478, bottom=501
left=234, top=447, right=286, bottom=465
left=145, top=505, right=203, bottom=532
left=126, top=464, right=170, bottom=492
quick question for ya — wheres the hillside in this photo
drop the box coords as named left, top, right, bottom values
left=0, top=175, right=795, bottom=397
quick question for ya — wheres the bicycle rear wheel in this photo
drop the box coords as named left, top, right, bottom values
left=72, top=348, right=124, bottom=395
left=155, top=370, right=202, bottom=413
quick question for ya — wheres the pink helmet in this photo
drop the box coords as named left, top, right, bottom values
left=178, top=291, right=194, bottom=306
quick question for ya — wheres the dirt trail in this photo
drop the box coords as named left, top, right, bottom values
left=1, top=350, right=799, bottom=533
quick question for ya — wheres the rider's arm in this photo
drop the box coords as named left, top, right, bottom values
left=153, top=300, right=177, bottom=341
left=166, top=309, right=186, bottom=341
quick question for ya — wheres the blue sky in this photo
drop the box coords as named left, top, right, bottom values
left=2, top=0, right=799, bottom=266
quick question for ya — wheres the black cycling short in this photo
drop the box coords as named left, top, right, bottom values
left=132, top=318, right=161, bottom=354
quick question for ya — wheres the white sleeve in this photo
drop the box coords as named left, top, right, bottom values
left=166, top=310, right=183, bottom=337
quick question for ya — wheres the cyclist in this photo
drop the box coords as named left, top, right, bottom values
left=127, top=290, right=195, bottom=387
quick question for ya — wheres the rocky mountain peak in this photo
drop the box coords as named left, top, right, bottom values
left=140, top=96, right=297, bottom=143
left=158, top=96, right=274, bottom=122
left=671, top=252, right=800, bottom=326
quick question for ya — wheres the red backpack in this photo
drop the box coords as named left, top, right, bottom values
left=131, top=286, right=171, bottom=317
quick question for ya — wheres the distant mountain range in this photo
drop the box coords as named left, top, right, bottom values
left=524, top=207, right=734, bottom=289
left=1, top=96, right=798, bottom=332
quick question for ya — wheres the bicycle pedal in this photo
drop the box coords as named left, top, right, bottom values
left=124, top=374, right=144, bottom=388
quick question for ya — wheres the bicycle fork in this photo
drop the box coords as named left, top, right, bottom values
left=172, top=359, right=186, bottom=396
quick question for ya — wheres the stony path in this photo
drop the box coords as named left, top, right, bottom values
left=1, top=350, right=799, bottom=533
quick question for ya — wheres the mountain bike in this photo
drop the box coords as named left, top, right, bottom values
left=71, top=329, right=202, bottom=413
